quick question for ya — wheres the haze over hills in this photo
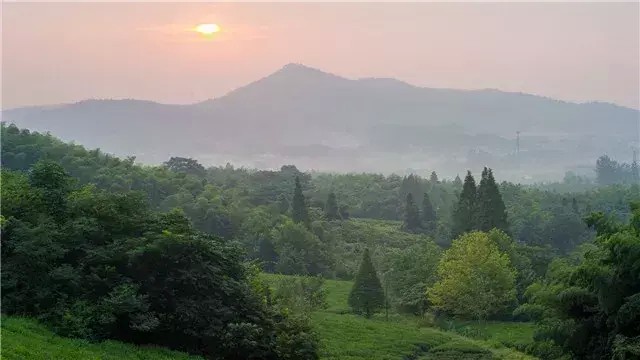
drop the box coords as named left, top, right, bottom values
left=3, top=63, right=638, bottom=182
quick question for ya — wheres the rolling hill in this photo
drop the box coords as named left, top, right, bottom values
left=3, top=63, right=638, bottom=181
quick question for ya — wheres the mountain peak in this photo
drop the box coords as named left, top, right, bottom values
left=270, top=63, right=346, bottom=81
left=280, top=63, right=316, bottom=71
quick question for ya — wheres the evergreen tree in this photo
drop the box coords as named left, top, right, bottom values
left=453, top=174, right=463, bottom=188
left=403, top=193, right=422, bottom=232
left=348, top=249, right=385, bottom=318
left=399, top=174, right=423, bottom=205
left=476, top=168, right=509, bottom=232
left=452, top=171, right=477, bottom=237
left=324, top=192, right=341, bottom=220
left=430, top=171, right=439, bottom=184
left=291, top=176, right=310, bottom=227
left=572, top=197, right=579, bottom=214
left=422, top=192, right=437, bottom=234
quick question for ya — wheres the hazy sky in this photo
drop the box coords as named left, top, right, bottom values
left=3, top=2, right=639, bottom=109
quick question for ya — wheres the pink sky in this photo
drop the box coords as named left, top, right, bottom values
left=3, top=2, right=639, bottom=109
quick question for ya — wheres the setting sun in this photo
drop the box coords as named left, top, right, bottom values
left=195, top=23, right=220, bottom=36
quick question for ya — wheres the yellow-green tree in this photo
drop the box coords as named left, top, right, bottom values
left=427, top=231, right=516, bottom=320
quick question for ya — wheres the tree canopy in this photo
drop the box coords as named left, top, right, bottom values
left=427, top=231, right=517, bottom=320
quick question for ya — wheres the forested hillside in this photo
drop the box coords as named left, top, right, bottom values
left=2, top=123, right=639, bottom=359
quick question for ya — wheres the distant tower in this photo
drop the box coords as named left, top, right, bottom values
left=516, top=131, right=520, bottom=155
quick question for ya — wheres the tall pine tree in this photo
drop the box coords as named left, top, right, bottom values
left=403, top=193, right=422, bottom=232
left=422, top=192, right=437, bottom=234
left=476, top=167, right=509, bottom=232
left=324, top=192, right=341, bottom=220
left=453, top=174, right=463, bottom=188
left=348, top=249, right=385, bottom=318
left=291, top=176, right=310, bottom=228
left=452, top=171, right=477, bottom=237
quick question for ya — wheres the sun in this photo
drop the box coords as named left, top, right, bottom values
left=195, top=23, right=221, bottom=36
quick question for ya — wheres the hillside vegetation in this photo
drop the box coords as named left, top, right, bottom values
left=2, top=125, right=638, bottom=360
left=0, top=317, right=200, bottom=360
left=2, top=275, right=533, bottom=360
left=263, top=274, right=534, bottom=360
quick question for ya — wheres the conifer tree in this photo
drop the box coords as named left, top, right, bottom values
left=348, top=249, right=385, bottom=318
left=400, top=174, right=422, bottom=204
left=452, top=171, right=477, bottom=237
left=476, top=168, right=509, bottom=232
left=430, top=171, right=439, bottom=184
left=453, top=175, right=463, bottom=188
left=324, top=192, right=341, bottom=220
left=422, top=192, right=437, bottom=234
left=291, top=176, right=310, bottom=228
left=403, top=193, right=422, bottom=232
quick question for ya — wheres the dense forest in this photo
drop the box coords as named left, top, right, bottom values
left=2, top=123, right=639, bottom=360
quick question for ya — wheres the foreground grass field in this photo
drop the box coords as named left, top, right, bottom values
left=0, top=316, right=201, bottom=360
left=2, top=275, right=535, bottom=360
left=263, top=274, right=535, bottom=360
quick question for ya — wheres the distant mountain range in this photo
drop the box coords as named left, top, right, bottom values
left=3, top=63, right=639, bottom=181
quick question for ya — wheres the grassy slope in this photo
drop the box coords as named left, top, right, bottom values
left=263, top=274, right=536, bottom=360
left=2, top=275, right=535, bottom=360
left=0, top=316, right=201, bottom=360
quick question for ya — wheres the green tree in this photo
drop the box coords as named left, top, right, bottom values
left=476, top=167, right=509, bottom=232
left=452, top=171, right=477, bottom=237
left=324, top=192, right=341, bottom=220
left=28, top=160, right=74, bottom=217
left=595, top=155, right=617, bottom=185
left=272, top=220, right=332, bottom=276
left=453, top=174, right=462, bottom=188
left=386, top=240, right=442, bottom=315
left=259, top=237, right=278, bottom=272
left=1, top=165, right=319, bottom=360
left=519, top=203, right=640, bottom=359
left=403, top=193, right=422, bottom=232
left=399, top=174, right=423, bottom=206
left=163, top=157, right=206, bottom=176
left=421, top=192, right=437, bottom=234
left=292, top=176, right=310, bottom=228
left=427, top=231, right=516, bottom=320
left=430, top=171, right=439, bottom=184
left=348, top=249, right=385, bottom=318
